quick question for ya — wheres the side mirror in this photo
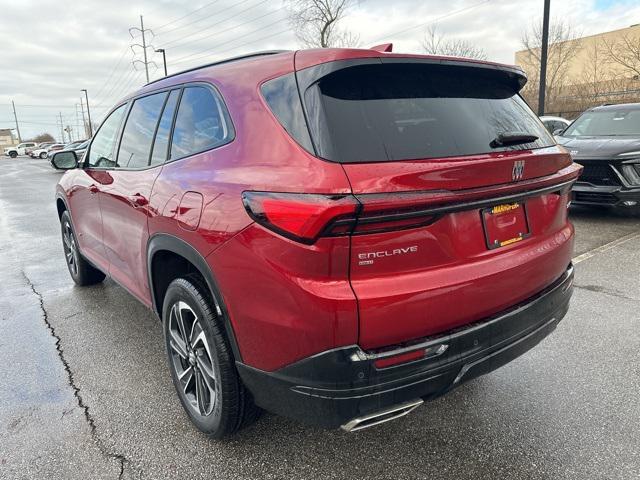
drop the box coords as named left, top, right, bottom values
left=553, top=128, right=565, bottom=136
left=50, top=151, right=78, bottom=170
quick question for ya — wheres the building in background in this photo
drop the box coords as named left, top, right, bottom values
left=0, top=129, right=17, bottom=150
left=516, top=24, right=640, bottom=118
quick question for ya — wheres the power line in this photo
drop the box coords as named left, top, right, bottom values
left=163, top=5, right=285, bottom=52
left=153, top=0, right=220, bottom=32
left=94, top=66, right=139, bottom=108
left=154, top=0, right=231, bottom=39
left=367, top=0, right=492, bottom=44
left=171, top=17, right=291, bottom=65
left=172, top=28, right=291, bottom=64
left=2, top=104, right=89, bottom=109
left=93, top=45, right=132, bottom=100
left=159, top=0, right=267, bottom=47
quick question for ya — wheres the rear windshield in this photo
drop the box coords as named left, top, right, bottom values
left=302, top=63, right=554, bottom=163
left=562, top=108, right=640, bottom=137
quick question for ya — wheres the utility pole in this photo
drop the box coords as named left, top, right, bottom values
left=130, top=16, right=156, bottom=84
left=80, top=97, right=88, bottom=138
left=11, top=100, right=21, bottom=143
left=140, top=16, right=149, bottom=83
left=59, top=112, right=65, bottom=143
left=81, top=89, right=93, bottom=137
left=156, top=48, right=167, bottom=76
left=75, top=103, right=81, bottom=141
left=537, top=0, right=551, bottom=115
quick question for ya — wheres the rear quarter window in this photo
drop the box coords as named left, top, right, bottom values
left=170, top=86, right=233, bottom=160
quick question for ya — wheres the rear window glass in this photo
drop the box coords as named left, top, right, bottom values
left=303, top=63, right=554, bottom=163
left=562, top=108, right=640, bottom=137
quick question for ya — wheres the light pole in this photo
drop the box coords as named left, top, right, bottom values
left=537, top=0, right=551, bottom=115
left=156, top=48, right=167, bottom=77
left=81, top=89, right=93, bottom=138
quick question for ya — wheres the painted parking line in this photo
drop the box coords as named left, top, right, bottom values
left=573, top=230, right=640, bottom=264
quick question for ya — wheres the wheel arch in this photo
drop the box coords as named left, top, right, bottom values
left=55, top=194, right=68, bottom=219
left=147, top=233, right=243, bottom=361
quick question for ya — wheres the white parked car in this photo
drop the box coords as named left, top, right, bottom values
left=4, top=142, right=37, bottom=158
left=30, top=143, right=65, bottom=159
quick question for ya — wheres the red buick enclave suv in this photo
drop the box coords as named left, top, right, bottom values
left=51, top=46, right=581, bottom=437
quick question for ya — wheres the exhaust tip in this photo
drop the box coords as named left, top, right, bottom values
left=341, top=399, right=424, bottom=432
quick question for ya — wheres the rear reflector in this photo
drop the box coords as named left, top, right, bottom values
left=374, top=350, right=425, bottom=369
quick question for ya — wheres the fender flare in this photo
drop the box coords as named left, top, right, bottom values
left=146, top=233, right=242, bottom=361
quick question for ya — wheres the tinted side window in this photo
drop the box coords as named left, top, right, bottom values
left=170, top=86, right=232, bottom=159
left=87, top=105, right=127, bottom=168
left=261, top=73, right=314, bottom=153
left=118, top=92, right=167, bottom=168
left=150, top=90, right=180, bottom=166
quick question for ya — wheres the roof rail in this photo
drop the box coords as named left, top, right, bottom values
left=145, top=50, right=290, bottom=86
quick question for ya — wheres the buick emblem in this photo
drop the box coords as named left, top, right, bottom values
left=512, top=160, right=525, bottom=181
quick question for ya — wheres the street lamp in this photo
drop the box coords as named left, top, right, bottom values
left=155, top=48, right=168, bottom=77
left=81, top=89, right=93, bottom=138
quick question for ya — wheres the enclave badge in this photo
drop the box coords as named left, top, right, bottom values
left=512, top=160, right=525, bottom=181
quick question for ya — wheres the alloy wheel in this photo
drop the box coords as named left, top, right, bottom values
left=62, top=222, right=78, bottom=276
left=168, top=300, right=217, bottom=416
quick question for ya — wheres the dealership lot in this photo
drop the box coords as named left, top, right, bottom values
left=1, top=157, right=639, bottom=479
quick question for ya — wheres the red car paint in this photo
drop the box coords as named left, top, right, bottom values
left=56, top=48, right=582, bottom=374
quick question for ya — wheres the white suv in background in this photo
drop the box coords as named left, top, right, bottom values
left=4, top=142, right=37, bottom=158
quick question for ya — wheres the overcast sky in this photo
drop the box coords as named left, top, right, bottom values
left=1, top=0, right=638, bottom=141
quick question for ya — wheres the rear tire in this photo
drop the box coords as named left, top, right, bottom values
left=39, top=152, right=47, bottom=159
left=162, top=276, right=261, bottom=438
left=60, top=211, right=106, bottom=286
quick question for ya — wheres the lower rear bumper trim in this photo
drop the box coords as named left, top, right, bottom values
left=237, top=264, right=574, bottom=429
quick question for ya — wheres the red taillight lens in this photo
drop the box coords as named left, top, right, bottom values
left=242, top=191, right=441, bottom=244
left=353, top=192, right=440, bottom=235
left=242, top=192, right=359, bottom=244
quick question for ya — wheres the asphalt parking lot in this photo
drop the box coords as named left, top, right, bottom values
left=1, top=156, right=639, bottom=480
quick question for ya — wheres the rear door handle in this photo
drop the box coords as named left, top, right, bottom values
left=128, top=193, right=148, bottom=208
left=88, top=184, right=99, bottom=194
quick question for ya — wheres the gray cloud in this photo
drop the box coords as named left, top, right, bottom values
left=0, top=0, right=636, bottom=140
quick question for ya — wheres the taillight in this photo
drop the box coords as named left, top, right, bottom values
left=241, top=192, right=359, bottom=244
left=242, top=191, right=441, bottom=244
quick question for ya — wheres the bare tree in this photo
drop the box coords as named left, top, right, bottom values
left=421, top=25, right=487, bottom=60
left=285, top=0, right=360, bottom=48
left=520, top=19, right=582, bottom=112
left=30, top=132, right=55, bottom=143
left=573, top=39, right=625, bottom=107
left=601, top=31, right=640, bottom=79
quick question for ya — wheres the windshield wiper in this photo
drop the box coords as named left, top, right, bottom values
left=490, top=132, right=539, bottom=148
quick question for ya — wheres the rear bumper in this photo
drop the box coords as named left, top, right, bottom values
left=237, top=264, right=574, bottom=429
left=572, top=183, right=640, bottom=207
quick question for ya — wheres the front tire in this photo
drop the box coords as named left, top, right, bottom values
left=9, top=151, right=17, bottom=158
left=162, top=276, right=260, bottom=438
left=60, top=211, right=105, bottom=286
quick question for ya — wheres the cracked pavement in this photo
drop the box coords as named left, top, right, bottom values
left=1, top=157, right=639, bottom=479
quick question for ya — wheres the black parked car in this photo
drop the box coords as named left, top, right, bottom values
left=556, top=103, right=640, bottom=214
